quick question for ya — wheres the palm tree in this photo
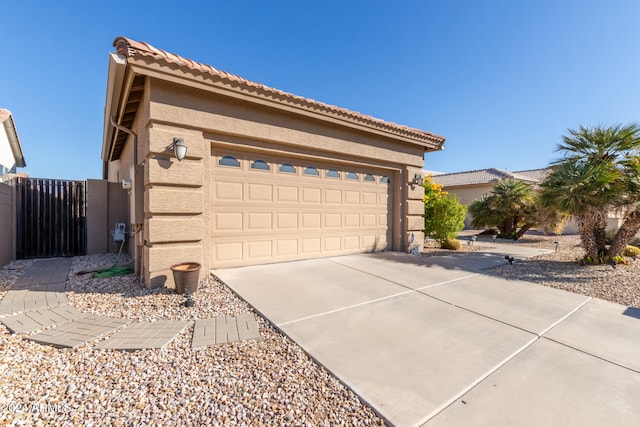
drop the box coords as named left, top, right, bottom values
left=540, top=123, right=640, bottom=261
left=468, top=179, right=538, bottom=239
left=539, top=161, right=620, bottom=259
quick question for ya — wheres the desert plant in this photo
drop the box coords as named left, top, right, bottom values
left=540, top=123, right=640, bottom=261
left=468, top=179, right=541, bottom=240
left=623, top=245, right=640, bottom=257
left=441, top=238, right=462, bottom=250
left=423, top=176, right=467, bottom=248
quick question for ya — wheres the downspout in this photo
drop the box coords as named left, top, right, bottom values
left=109, top=116, right=143, bottom=279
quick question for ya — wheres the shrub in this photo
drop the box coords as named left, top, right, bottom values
left=423, top=176, right=466, bottom=246
left=441, top=238, right=462, bottom=250
left=623, top=245, right=640, bottom=257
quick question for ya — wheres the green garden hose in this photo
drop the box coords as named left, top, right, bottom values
left=93, top=239, right=134, bottom=278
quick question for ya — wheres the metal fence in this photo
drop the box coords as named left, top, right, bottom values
left=15, top=178, right=86, bottom=258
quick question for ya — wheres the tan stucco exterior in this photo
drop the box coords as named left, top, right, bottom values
left=442, top=183, right=495, bottom=228
left=102, top=37, right=444, bottom=288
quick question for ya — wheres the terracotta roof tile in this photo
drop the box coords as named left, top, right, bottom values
left=112, top=36, right=444, bottom=146
left=0, top=108, right=11, bottom=123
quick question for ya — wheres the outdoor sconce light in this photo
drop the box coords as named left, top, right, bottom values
left=554, top=241, right=559, bottom=252
left=411, top=173, right=424, bottom=186
left=173, top=137, right=187, bottom=161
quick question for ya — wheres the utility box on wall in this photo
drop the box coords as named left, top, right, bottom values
left=86, top=179, right=129, bottom=254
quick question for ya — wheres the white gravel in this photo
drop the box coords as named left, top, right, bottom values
left=487, top=234, right=640, bottom=308
left=4, top=232, right=638, bottom=425
left=1, top=254, right=386, bottom=426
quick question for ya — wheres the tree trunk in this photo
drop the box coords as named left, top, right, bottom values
left=577, top=213, right=601, bottom=260
left=594, top=224, right=607, bottom=256
left=609, top=209, right=640, bottom=257
left=515, top=223, right=535, bottom=240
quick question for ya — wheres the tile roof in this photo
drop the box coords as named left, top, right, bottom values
left=0, top=108, right=11, bottom=123
left=431, top=167, right=551, bottom=187
left=112, top=36, right=445, bottom=146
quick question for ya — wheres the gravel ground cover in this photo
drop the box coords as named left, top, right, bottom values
left=485, top=233, right=640, bottom=308
left=1, top=254, right=385, bottom=426
left=423, top=232, right=640, bottom=308
left=3, top=233, right=639, bottom=425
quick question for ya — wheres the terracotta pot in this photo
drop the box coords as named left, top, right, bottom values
left=170, top=262, right=201, bottom=294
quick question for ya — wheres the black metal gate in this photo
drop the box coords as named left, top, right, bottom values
left=15, top=178, right=87, bottom=258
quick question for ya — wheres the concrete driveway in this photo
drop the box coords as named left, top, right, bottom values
left=214, top=249, right=640, bottom=426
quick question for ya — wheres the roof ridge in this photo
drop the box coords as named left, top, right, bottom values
left=513, top=167, right=551, bottom=173
left=434, top=168, right=496, bottom=177
left=112, top=36, right=444, bottom=145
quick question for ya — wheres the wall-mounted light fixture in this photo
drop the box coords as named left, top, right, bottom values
left=411, top=173, right=424, bottom=186
left=173, top=137, right=187, bottom=161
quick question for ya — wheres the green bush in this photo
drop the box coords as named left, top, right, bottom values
left=623, top=245, right=640, bottom=257
left=441, top=238, right=462, bottom=250
left=423, top=177, right=466, bottom=246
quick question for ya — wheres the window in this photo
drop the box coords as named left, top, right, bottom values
left=364, top=174, right=375, bottom=182
left=219, top=155, right=240, bottom=167
left=346, top=172, right=359, bottom=180
left=304, top=166, right=319, bottom=176
left=279, top=163, right=296, bottom=173
left=326, top=169, right=340, bottom=178
left=380, top=176, right=390, bottom=183
left=251, top=159, right=270, bottom=171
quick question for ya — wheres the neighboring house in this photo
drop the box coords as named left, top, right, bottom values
left=0, top=109, right=26, bottom=179
left=431, top=167, right=627, bottom=234
left=430, top=168, right=551, bottom=229
left=101, top=36, right=445, bottom=288
left=0, top=109, right=26, bottom=267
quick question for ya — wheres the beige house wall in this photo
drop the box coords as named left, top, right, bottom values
left=123, top=78, right=428, bottom=288
left=0, top=182, right=15, bottom=266
left=443, top=184, right=494, bottom=228
left=103, top=36, right=443, bottom=289
left=86, top=179, right=129, bottom=255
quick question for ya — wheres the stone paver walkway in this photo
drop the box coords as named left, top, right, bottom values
left=0, top=258, right=260, bottom=350
left=192, top=313, right=261, bottom=349
left=1, top=305, right=84, bottom=334
left=97, top=320, right=189, bottom=350
left=28, top=315, right=133, bottom=349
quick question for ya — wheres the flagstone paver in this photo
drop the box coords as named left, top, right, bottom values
left=27, top=315, right=132, bottom=348
left=97, top=320, right=190, bottom=350
left=0, top=305, right=84, bottom=334
left=3, top=258, right=261, bottom=350
left=12, top=258, right=72, bottom=289
left=236, top=312, right=261, bottom=341
left=192, top=314, right=260, bottom=348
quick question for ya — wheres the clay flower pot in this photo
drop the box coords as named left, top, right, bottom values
left=170, top=262, right=201, bottom=295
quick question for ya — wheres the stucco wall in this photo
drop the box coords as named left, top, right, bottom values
left=86, top=179, right=129, bottom=255
left=119, top=78, right=427, bottom=288
left=0, top=182, right=15, bottom=266
left=442, top=184, right=494, bottom=228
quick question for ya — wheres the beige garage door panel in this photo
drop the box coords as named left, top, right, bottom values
left=210, top=151, right=393, bottom=268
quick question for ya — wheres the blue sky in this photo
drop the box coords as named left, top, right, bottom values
left=2, top=0, right=639, bottom=180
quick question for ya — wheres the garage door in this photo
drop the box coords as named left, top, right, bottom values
left=210, top=150, right=393, bottom=268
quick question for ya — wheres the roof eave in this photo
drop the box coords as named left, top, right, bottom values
left=124, top=55, right=445, bottom=151
left=2, top=114, right=26, bottom=168
left=101, top=52, right=127, bottom=164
